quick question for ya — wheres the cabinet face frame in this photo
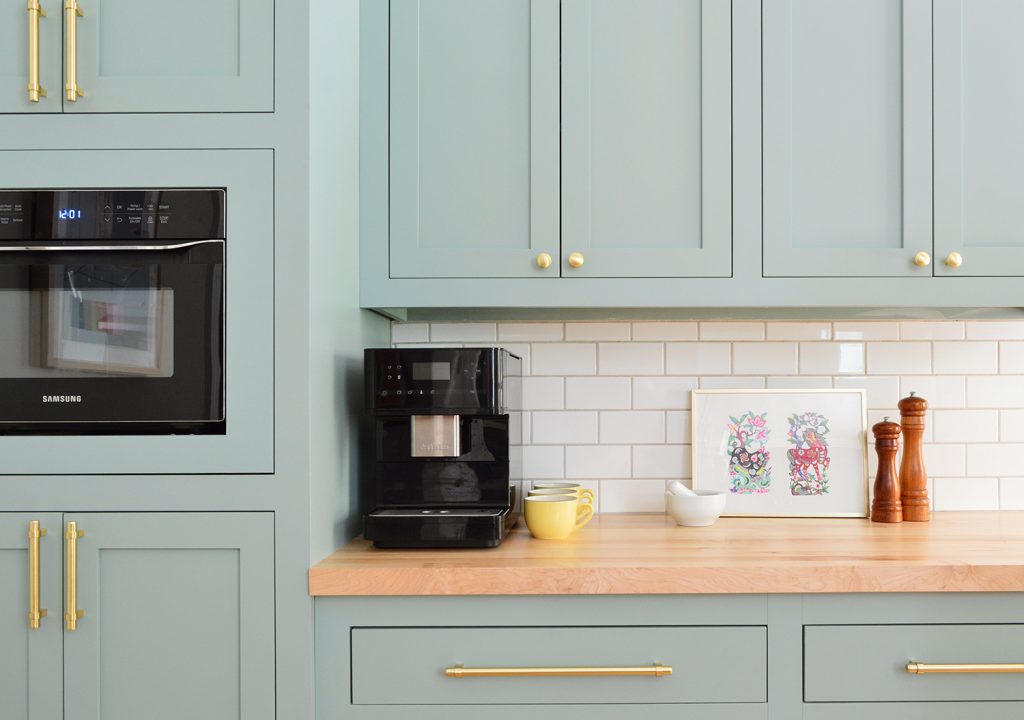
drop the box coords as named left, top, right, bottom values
left=762, top=0, right=933, bottom=278
left=561, top=0, right=732, bottom=279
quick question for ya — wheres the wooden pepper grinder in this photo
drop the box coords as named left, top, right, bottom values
left=899, top=392, right=930, bottom=522
left=871, top=417, right=903, bottom=523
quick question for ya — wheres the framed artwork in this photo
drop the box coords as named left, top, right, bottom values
left=691, top=389, right=869, bottom=517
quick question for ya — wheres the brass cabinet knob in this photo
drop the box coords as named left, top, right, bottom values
left=567, top=252, right=585, bottom=269
left=912, top=251, right=930, bottom=268
left=535, top=252, right=553, bottom=270
left=944, top=251, right=963, bottom=269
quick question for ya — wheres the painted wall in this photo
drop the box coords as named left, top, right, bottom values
left=309, top=0, right=391, bottom=564
left=394, top=320, right=1024, bottom=513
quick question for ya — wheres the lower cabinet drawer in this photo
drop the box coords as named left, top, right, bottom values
left=805, top=624, right=1024, bottom=702
left=351, top=626, right=767, bottom=705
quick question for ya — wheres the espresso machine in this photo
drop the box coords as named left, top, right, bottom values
left=363, top=348, right=522, bottom=548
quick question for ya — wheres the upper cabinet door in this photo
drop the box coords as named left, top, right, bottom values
left=63, top=513, right=275, bottom=720
left=64, top=0, right=274, bottom=113
left=388, top=0, right=559, bottom=279
left=0, top=514, right=63, bottom=720
left=763, top=0, right=932, bottom=277
left=935, top=0, right=1024, bottom=277
left=562, top=0, right=731, bottom=278
left=0, top=0, right=62, bottom=114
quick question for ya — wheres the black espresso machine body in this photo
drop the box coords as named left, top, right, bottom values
left=363, top=348, right=523, bottom=548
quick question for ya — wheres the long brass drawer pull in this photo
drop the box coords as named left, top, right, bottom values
left=907, top=662, right=1024, bottom=675
left=64, top=522, right=85, bottom=631
left=27, top=0, right=47, bottom=102
left=445, top=663, right=672, bottom=678
left=64, top=0, right=84, bottom=101
left=28, top=521, right=48, bottom=629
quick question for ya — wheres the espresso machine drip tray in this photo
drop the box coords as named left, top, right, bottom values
left=365, top=507, right=517, bottom=549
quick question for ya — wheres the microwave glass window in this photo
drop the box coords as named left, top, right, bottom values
left=412, top=362, right=450, bottom=381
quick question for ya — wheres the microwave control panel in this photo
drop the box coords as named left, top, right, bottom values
left=0, top=189, right=225, bottom=242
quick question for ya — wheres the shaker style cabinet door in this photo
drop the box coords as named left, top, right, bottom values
left=388, top=0, right=559, bottom=279
left=62, top=513, right=275, bottom=720
left=763, top=0, right=933, bottom=277
left=562, top=0, right=731, bottom=278
left=934, top=0, right=1024, bottom=277
left=0, top=0, right=62, bottom=114
left=0, top=514, right=63, bottom=720
left=63, top=0, right=274, bottom=113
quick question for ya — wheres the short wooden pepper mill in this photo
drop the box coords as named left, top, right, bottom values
left=871, top=417, right=903, bottom=523
left=899, top=392, right=930, bottom=522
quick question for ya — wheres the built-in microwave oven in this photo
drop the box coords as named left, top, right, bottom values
left=0, top=189, right=224, bottom=434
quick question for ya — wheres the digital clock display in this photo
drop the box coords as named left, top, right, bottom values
left=57, top=209, right=83, bottom=220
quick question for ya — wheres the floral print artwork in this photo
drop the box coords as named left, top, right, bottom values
left=726, top=412, right=772, bottom=494
left=787, top=411, right=831, bottom=496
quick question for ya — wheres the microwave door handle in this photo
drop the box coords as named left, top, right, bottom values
left=0, top=239, right=224, bottom=252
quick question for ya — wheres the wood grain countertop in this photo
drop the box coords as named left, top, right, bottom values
left=309, top=512, right=1024, bottom=596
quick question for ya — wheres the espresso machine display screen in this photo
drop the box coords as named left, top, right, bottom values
left=412, top=362, right=450, bottom=381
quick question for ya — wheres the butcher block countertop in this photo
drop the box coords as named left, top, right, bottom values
left=309, top=512, right=1024, bottom=596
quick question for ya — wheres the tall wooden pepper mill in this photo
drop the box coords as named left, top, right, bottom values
left=871, top=417, right=903, bottom=523
left=899, top=392, right=930, bottom=522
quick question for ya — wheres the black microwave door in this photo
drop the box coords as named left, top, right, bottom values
left=0, top=242, right=224, bottom=433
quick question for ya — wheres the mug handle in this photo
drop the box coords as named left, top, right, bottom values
left=579, top=489, right=595, bottom=505
left=574, top=502, right=594, bottom=531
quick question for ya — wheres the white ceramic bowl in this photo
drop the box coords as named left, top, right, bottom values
left=665, top=490, right=727, bottom=527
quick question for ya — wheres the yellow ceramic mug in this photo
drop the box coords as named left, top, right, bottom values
left=524, top=495, right=594, bottom=540
left=530, top=482, right=595, bottom=505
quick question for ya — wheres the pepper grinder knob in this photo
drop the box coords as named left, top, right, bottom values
left=898, top=393, right=930, bottom=522
left=871, top=418, right=903, bottom=523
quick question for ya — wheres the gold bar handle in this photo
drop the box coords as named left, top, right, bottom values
left=445, top=664, right=673, bottom=678
left=64, top=522, right=85, bottom=631
left=907, top=662, right=1024, bottom=675
left=28, top=521, right=48, bottom=630
left=64, top=0, right=83, bottom=101
left=27, top=0, right=47, bottom=102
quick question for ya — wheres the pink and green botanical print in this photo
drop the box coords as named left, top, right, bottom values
left=726, top=412, right=772, bottom=494
left=787, top=412, right=831, bottom=496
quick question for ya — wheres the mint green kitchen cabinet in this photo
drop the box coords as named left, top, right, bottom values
left=0, top=0, right=274, bottom=114
left=0, top=514, right=63, bottom=720
left=0, top=513, right=274, bottom=720
left=762, top=0, right=933, bottom=278
left=934, top=0, right=1024, bottom=277
left=561, top=0, right=731, bottom=278
left=388, top=0, right=559, bottom=279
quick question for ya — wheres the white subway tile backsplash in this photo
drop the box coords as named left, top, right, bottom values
left=933, top=342, right=999, bottom=374
left=532, top=343, right=597, bottom=375
left=933, top=410, right=999, bottom=443
left=966, top=321, right=1024, bottom=340
left=733, top=342, right=798, bottom=375
left=566, top=445, right=631, bottom=479
left=800, top=343, right=865, bottom=375
left=600, top=343, right=663, bottom=375
left=395, top=320, right=1024, bottom=512
left=699, top=322, right=765, bottom=341
left=632, top=322, right=698, bottom=341
left=867, top=342, right=931, bottom=374
left=633, top=377, right=698, bottom=410
left=566, top=377, right=631, bottom=409
left=566, top=322, right=631, bottom=341
left=430, top=322, right=496, bottom=342
left=532, top=412, right=599, bottom=445
left=666, top=343, right=731, bottom=375
left=933, top=478, right=1000, bottom=511
left=498, top=323, right=564, bottom=342
left=600, top=411, right=665, bottom=444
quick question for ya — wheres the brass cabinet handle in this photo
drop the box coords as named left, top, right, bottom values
left=944, top=251, right=963, bottom=269
left=445, top=663, right=672, bottom=678
left=64, top=522, right=85, bottom=631
left=28, top=521, right=48, bottom=630
left=912, top=251, right=930, bottom=268
left=907, top=662, right=1024, bottom=675
left=535, top=252, right=553, bottom=270
left=64, top=0, right=84, bottom=101
left=27, top=0, right=47, bottom=102
left=567, top=252, right=585, bottom=269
